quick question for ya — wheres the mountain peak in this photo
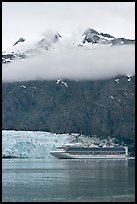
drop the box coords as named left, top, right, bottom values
left=13, top=37, right=25, bottom=46
left=82, top=28, right=99, bottom=36
left=2, top=28, right=135, bottom=64
left=82, top=27, right=135, bottom=45
left=37, top=32, right=61, bottom=49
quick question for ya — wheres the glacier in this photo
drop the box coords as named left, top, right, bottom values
left=2, top=130, right=104, bottom=159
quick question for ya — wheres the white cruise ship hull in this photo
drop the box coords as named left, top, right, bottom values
left=50, top=151, right=128, bottom=159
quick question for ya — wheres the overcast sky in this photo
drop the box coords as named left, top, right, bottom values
left=2, top=2, right=135, bottom=50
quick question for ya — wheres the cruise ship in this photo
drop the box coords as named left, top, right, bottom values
left=50, top=144, right=128, bottom=159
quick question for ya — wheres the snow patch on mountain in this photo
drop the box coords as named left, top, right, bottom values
left=126, top=75, right=133, bottom=82
left=56, top=79, right=68, bottom=87
left=115, top=79, right=119, bottom=83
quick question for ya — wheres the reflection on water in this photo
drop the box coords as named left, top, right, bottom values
left=2, top=158, right=135, bottom=202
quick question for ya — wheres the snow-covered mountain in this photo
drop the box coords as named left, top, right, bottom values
left=2, top=28, right=135, bottom=64
left=82, top=28, right=134, bottom=45
left=2, top=32, right=61, bottom=64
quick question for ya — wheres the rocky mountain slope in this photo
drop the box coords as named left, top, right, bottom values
left=2, top=75, right=135, bottom=154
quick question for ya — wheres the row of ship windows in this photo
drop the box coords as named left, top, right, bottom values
left=68, top=152, right=125, bottom=155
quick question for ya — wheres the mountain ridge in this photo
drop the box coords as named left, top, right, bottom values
left=2, top=27, right=135, bottom=64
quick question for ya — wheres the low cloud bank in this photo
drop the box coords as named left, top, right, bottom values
left=2, top=44, right=135, bottom=82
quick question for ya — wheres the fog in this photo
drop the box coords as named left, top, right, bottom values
left=2, top=44, right=135, bottom=82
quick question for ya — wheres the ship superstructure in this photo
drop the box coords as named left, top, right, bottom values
left=50, top=144, right=128, bottom=159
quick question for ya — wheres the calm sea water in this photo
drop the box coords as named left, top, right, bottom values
left=2, top=158, right=135, bottom=202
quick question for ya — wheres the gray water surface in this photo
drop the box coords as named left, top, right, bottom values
left=2, top=158, right=135, bottom=202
